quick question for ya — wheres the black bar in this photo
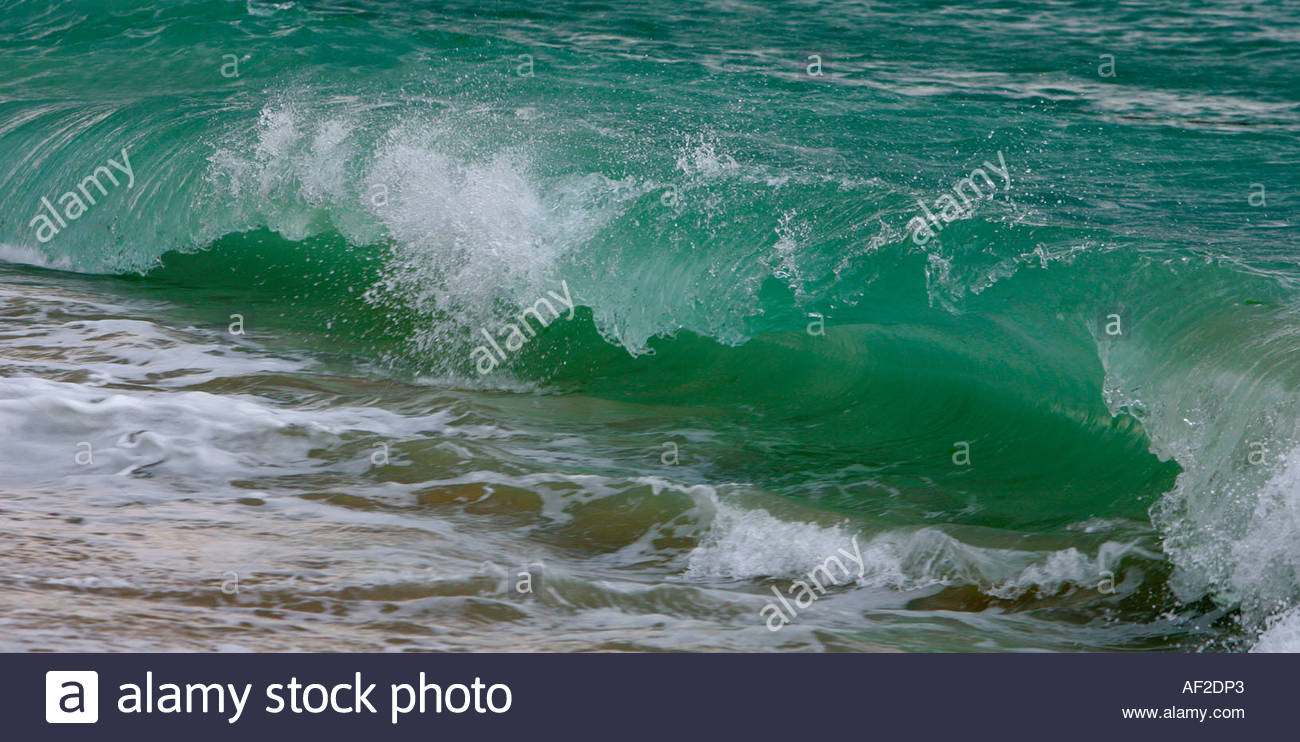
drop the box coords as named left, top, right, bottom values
left=8, top=653, right=1288, bottom=740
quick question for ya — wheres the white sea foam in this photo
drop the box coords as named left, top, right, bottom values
left=0, top=375, right=454, bottom=483
left=685, top=497, right=1149, bottom=598
left=1251, top=606, right=1300, bottom=653
left=1098, top=306, right=1300, bottom=648
left=206, top=98, right=639, bottom=361
left=0, top=242, right=73, bottom=270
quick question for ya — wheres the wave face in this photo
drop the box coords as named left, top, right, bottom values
left=1, top=0, right=1299, bottom=651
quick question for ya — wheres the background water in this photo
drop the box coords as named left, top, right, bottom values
left=1, top=0, right=1298, bottom=651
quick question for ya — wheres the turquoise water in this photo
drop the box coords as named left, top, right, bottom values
left=1, top=0, right=1298, bottom=651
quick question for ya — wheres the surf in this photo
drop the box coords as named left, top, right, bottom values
left=1, top=0, right=1298, bottom=652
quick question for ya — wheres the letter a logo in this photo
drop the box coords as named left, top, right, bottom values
left=46, top=671, right=98, bottom=723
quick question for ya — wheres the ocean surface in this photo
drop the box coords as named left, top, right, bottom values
left=1, top=0, right=1298, bottom=652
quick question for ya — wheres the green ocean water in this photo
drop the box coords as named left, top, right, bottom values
left=1, top=0, right=1298, bottom=651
